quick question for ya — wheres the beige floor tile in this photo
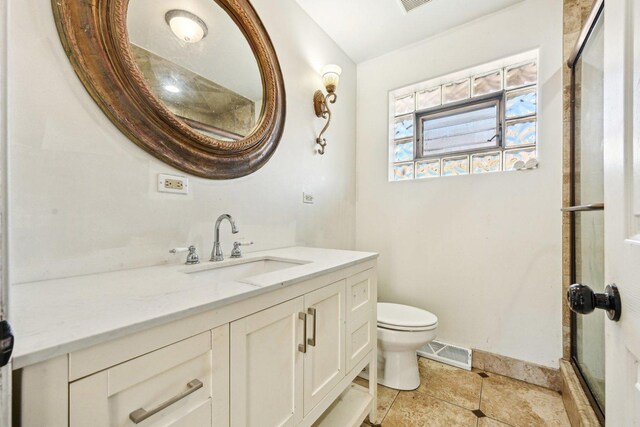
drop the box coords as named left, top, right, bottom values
left=418, top=358, right=483, bottom=410
left=382, top=390, right=478, bottom=427
left=354, top=377, right=400, bottom=421
left=477, top=417, right=513, bottom=427
left=480, top=374, right=571, bottom=427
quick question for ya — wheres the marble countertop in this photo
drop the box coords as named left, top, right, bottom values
left=11, top=246, right=377, bottom=369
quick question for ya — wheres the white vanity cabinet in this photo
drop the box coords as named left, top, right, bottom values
left=230, top=297, right=305, bottom=426
left=14, top=254, right=377, bottom=427
left=302, top=280, right=346, bottom=415
left=230, top=280, right=347, bottom=427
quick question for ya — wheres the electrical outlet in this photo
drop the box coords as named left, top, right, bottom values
left=164, top=179, right=184, bottom=190
left=303, top=192, right=314, bottom=204
left=158, top=174, right=189, bottom=194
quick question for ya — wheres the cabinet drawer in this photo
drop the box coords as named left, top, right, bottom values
left=70, top=330, right=218, bottom=427
left=345, top=269, right=376, bottom=372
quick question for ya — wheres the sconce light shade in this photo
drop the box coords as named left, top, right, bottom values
left=165, top=10, right=208, bottom=43
left=321, top=64, right=342, bottom=93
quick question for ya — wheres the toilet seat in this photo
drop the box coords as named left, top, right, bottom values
left=378, top=322, right=438, bottom=332
left=377, top=303, right=438, bottom=332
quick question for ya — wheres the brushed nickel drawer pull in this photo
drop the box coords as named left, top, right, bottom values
left=307, top=307, right=317, bottom=347
left=298, top=312, right=307, bottom=353
left=129, top=379, right=203, bottom=424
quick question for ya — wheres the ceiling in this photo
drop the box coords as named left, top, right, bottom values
left=294, top=0, right=524, bottom=63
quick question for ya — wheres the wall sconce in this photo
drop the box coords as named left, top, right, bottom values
left=314, top=64, right=342, bottom=155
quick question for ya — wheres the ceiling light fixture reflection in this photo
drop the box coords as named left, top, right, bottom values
left=165, top=10, right=208, bottom=43
left=164, top=84, right=181, bottom=93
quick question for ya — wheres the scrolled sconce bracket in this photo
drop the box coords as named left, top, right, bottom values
left=314, top=90, right=337, bottom=155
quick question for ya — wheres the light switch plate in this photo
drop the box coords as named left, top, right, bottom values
left=158, top=174, right=189, bottom=194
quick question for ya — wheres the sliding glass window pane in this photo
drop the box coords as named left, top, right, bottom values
left=421, top=101, right=498, bottom=156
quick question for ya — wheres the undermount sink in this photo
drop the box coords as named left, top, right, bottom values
left=183, top=257, right=308, bottom=283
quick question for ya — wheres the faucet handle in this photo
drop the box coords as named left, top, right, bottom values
left=170, top=245, right=200, bottom=265
left=230, top=241, right=253, bottom=258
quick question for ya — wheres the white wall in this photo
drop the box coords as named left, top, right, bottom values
left=8, top=0, right=357, bottom=284
left=355, top=0, right=563, bottom=368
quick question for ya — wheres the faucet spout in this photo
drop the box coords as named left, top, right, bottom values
left=211, top=214, right=239, bottom=262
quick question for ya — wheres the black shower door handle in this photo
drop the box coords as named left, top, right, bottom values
left=567, top=283, right=622, bottom=321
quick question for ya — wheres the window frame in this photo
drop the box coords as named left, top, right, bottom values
left=416, top=91, right=505, bottom=159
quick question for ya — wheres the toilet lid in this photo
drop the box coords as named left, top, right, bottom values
left=377, top=303, right=438, bottom=328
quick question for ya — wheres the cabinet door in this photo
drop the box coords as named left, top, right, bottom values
left=230, top=297, right=305, bottom=427
left=70, top=331, right=216, bottom=427
left=346, top=269, right=376, bottom=372
left=303, top=280, right=346, bottom=414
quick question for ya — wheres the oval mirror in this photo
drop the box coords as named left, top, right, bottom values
left=52, top=0, right=285, bottom=179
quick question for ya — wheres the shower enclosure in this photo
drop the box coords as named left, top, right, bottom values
left=567, top=0, right=605, bottom=422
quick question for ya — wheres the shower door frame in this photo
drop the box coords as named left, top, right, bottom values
left=567, top=0, right=605, bottom=423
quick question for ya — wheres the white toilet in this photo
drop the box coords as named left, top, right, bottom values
left=376, top=302, right=438, bottom=390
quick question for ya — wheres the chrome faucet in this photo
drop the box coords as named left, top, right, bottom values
left=211, top=214, right=239, bottom=262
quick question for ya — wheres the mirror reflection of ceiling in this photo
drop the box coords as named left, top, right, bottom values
left=127, top=0, right=263, bottom=103
left=294, top=0, right=525, bottom=63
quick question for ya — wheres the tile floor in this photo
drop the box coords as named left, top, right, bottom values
left=357, top=357, right=571, bottom=427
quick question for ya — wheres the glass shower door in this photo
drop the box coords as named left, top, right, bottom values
left=569, top=3, right=605, bottom=421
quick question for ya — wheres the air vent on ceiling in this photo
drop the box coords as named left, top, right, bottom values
left=398, top=0, right=433, bottom=13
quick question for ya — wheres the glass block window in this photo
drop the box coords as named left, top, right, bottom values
left=471, top=151, right=502, bottom=174
left=393, top=162, right=414, bottom=181
left=505, top=119, right=536, bottom=147
left=416, top=159, right=440, bottom=179
left=394, top=139, right=414, bottom=162
left=416, top=87, right=442, bottom=110
left=504, top=147, right=537, bottom=171
left=443, top=79, right=470, bottom=104
left=442, top=155, right=470, bottom=176
left=506, top=88, right=537, bottom=119
left=388, top=54, right=538, bottom=181
left=394, top=116, right=414, bottom=140
left=505, top=62, right=537, bottom=89
left=473, top=70, right=503, bottom=97
left=394, top=94, right=415, bottom=116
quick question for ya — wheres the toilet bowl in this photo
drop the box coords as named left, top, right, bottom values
left=376, top=302, right=438, bottom=390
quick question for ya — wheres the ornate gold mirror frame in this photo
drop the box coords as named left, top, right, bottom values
left=52, top=0, right=285, bottom=179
